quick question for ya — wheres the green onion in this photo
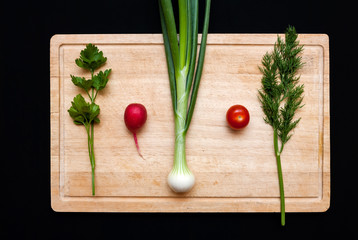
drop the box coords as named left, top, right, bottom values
left=159, top=0, right=211, bottom=192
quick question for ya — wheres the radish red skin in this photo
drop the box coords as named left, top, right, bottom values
left=124, top=103, right=147, bottom=132
left=124, top=103, right=147, bottom=158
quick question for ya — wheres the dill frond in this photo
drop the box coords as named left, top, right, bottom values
left=258, top=26, right=304, bottom=226
left=259, top=25, right=304, bottom=150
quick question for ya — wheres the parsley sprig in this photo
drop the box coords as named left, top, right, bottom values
left=67, top=44, right=111, bottom=196
left=258, top=26, right=304, bottom=226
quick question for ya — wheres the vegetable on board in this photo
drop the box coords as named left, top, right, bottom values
left=67, top=43, right=111, bottom=196
left=159, top=0, right=211, bottom=192
left=226, top=105, right=250, bottom=130
left=124, top=103, right=147, bottom=159
left=258, top=26, right=304, bottom=226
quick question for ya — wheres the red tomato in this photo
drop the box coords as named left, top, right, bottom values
left=226, top=105, right=250, bottom=130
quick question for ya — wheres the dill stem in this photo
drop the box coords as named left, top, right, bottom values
left=274, top=128, right=285, bottom=226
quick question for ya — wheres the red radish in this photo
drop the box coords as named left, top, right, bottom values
left=124, top=103, right=147, bottom=159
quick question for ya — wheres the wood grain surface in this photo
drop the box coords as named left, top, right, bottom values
left=50, top=34, right=330, bottom=212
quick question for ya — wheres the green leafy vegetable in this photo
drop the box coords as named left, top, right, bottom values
left=68, top=94, right=100, bottom=124
left=258, top=26, right=304, bottom=226
left=75, top=43, right=107, bottom=73
left=159, top=0, right=211, bottom=192
left=68, top=43, right=111, bottom=196
left=92, top=69, right=111, bottom=91
left=70, top=76, right=93, bottom=91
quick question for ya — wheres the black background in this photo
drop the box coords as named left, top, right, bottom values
left=2, top=0, right=358, bottom=239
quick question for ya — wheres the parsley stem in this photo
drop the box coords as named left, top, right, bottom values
left=85, top=123, right=95, bottom=195
left=90, top=122, right=95, bottom=195
left=93, top=90, right=99, bottom=102
left=90, top=123, right=95, bottom=167
left=85, top=124, right=92, bottom=162
left=85, top=90, right=92, bottom=101
left=274, top=128, right=285, bottom=226
left=89, top=73, right=96, bottom=195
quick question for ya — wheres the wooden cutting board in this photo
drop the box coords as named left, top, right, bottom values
left=50, top=34, right=330, bottom=212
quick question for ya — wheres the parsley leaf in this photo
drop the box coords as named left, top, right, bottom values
left=70, top=75, right=93, bottom=91
left=68, top=94, right=100, bottom=125
left=75, top=43, right=107, bottom=73
left=89, top=102, right=100, bottom=123
left=92, top=69, right=111, bottom=91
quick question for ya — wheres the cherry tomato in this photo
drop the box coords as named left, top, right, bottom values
left=226, top=105, right=250, bottom=130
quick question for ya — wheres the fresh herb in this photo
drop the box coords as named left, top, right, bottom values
left=67, top=44, right=111, bottom=196
left=258, top=26, right=304, bottom=226
left=159, top=0, right=211, bottom=192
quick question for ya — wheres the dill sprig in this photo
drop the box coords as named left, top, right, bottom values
left=258, top=26, right=304, bottom=226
